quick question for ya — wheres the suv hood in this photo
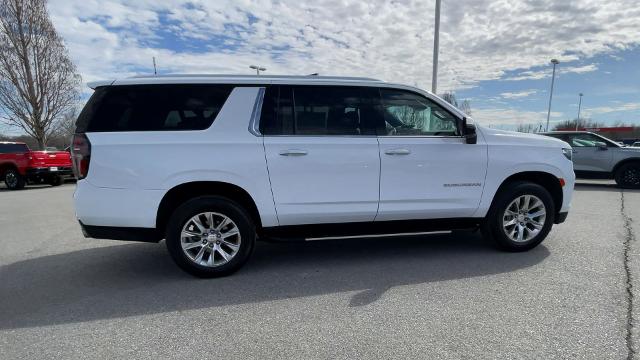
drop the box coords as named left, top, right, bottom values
left=477, top=125, right=569, bottom=148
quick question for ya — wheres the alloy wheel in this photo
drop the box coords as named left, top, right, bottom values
left=5, top=172, right=17, bottom=188
left=502, top=194, right=546, bottom=243
left=180, top=212, right=241, bottom=267
left=622, top=167, right=640, bottom=186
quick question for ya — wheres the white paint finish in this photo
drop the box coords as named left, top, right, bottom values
left=74, top=76, right=576, bottom=233
left=474, top=126, right=575, bottom=216
left=376, top=136, right=488, bottom=221
left=80, top=87, right=279, bottom=228
left=74, top=180, right=163, bottom=227
left=263, top=136, right=380, bottom=225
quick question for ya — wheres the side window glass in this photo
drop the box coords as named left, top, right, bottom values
left=293, top=86, right=364, bottom=135
left=85, top=85, right=232, bottom=132
left=380, top=89, right=459, bottom=136
left=261, top=86, right=377, bottom=136
left=568, top=134, right=607, bottom=147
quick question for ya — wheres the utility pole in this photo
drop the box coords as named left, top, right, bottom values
left=575, top=93, right=583, bottom=131
left=545, top=59, right=559, bottom=132
left=431, top=0, right=441, bottom=94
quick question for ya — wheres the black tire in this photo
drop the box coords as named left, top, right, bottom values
left=483, top=181, right=555, bottom=252
left=49, top=175, right=64, bottom=186
left=614, top=162, right=640, bottom=189
left=4, top=168, right=25, bottom=190
left=165, top=196, right=256, bottom=278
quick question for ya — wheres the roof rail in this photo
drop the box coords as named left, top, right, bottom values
left=128, top=74, right=383, bottom=82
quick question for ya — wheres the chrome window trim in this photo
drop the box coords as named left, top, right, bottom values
left=248, top=87, right=265, bottom=136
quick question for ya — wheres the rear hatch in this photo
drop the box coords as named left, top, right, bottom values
left=29, top=150, right=72, bottom=168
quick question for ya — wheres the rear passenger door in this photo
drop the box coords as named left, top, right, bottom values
left=375, top=88, right=487, bottom=221
left=261, top=85, right=381, bottom=226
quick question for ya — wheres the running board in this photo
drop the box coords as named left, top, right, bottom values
left=305, top=230, right=452, bottom=241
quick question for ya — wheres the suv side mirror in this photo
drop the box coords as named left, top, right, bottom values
left=596, top=142, right=608, bottom=150
left=459, top=117, right=477, bottom=144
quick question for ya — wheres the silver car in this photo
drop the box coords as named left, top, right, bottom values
left=542, top=131, right=640, bottom=188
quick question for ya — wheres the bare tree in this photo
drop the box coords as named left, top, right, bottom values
left=0, top=0, right=80, bottom=149
left=440, top=91, right=471, bottom=115
left=50, top=108, right=77, bottom=148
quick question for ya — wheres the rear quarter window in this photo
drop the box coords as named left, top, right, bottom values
left=76, top=84, right=233, bottom=132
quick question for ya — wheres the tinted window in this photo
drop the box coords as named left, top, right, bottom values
left=380, top=89, right=459, bottom=136
left=566, top=133, right=608, bottom=147
left=0, top=144, right=29, bottom=153
left=76, top=85, right=233, bottom=132
left=260, top=86, right=378, bottom=136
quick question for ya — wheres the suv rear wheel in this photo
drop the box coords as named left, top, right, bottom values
left=484, top=181, right=555, bottom=252
left=165, top=196, right=256, bottom=277
left=614, top=162, right=640, bottom=189
left=4, top=169, right=25, bottom=190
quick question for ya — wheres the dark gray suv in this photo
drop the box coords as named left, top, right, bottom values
left=542, top=131, right=640, bottom=188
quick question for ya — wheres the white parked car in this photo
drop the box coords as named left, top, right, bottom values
left=72, top=75, right=575, bottom=277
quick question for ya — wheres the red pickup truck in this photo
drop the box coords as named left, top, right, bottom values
left=0, top=142, right=72, bottom=190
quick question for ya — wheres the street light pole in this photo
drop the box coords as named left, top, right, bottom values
left=575, top=93, right=583, bottom=131
left=545, top=59, right=559, bottom=132
left=249, top=65, right=266, bottom=75
left=431, top=0, right=441, bottom=94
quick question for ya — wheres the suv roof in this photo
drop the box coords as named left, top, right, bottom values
left=88, top=74, right=399, bottom=90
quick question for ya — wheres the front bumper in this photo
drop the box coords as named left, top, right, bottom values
left=555, top=212, right=569, bottom=224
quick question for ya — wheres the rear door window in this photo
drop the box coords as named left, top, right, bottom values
left=76, top=85, right=233, bottom=132
left=260, top=86, right=378, bottom=136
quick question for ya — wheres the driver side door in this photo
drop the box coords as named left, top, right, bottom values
left=375, top=88, right=487, bottom=221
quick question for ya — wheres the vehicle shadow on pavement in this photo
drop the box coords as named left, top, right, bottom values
left=0, top=232, right=549, bottom=329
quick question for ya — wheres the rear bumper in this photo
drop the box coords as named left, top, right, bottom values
left=26, top=167, right=73, bottom=177
left=79, top=221, right=161, bottom=242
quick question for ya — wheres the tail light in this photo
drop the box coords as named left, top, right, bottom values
left=71, top=133, right=91, bottom=179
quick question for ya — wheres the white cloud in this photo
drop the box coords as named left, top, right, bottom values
left=471, top=107, right=563, bottom=127
left=46, top=0, right=640, bottom=93
left=505, top=64, right=599, bottom=81
left=583, top=102, right=640, bottom=116
left=500, top=89, right=537, bottom=99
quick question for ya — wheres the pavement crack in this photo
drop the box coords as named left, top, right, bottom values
left=622, top=190, right=637, bottom=360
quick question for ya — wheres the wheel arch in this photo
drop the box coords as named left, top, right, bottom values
left=612, top=158, right=640, bottom=175
left=0, top=163, right=19, bottom=178
left=491, top=171, right=563, bottom=220
left=156, top=181, right=262, bottom=234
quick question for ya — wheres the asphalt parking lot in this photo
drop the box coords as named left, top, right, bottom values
left=0, top=181, right=639, bottom=359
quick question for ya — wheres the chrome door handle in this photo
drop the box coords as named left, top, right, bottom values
left=384, top=148, right=411, bottom=155
left=279, top=149, right=308, bottom=156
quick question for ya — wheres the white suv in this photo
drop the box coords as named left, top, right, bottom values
left=72, top=74, right=575, bottom=277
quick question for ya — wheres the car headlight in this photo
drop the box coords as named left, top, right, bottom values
left=562, top=148, right=572, bottom=161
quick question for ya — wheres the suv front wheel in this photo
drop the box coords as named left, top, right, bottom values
left=165, top=196, right=256, bottom=277
left=484, top=181, right=555, bottom=252
left=615, top=162, right=640, bottom=189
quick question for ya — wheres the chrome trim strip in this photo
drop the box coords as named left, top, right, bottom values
left=248, top=87, right=265, bottom=136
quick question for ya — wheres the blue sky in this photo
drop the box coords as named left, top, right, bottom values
left=458, top=47, right=640, bottom=129
left=5, top=0, right=638, bottom=135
